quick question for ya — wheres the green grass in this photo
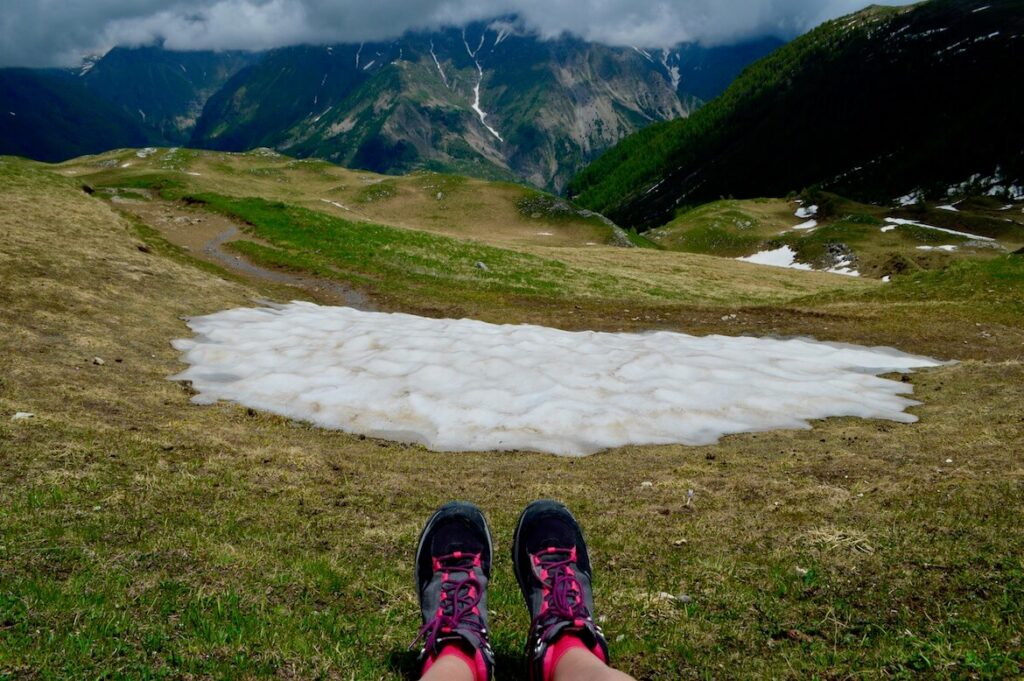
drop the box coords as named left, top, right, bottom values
left=189, top=192, right=741, bottom=307
left=2, top=157, right=1023, bottom=679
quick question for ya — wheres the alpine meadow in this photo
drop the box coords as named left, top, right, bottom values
left=1, top=1, right=1023, bottom=679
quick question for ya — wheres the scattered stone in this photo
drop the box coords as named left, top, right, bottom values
left=474, top=261, right=490, bottom=272
left=436, top=192, right=444, bottom=200
left=795, top=566, right=809, bottom=577
left=655, top=592, right=676, bottom=601
left=92, top=357, right=105, bottom=366
left=11, top=412, right=34, bottom=421
left=673, top=539, right=688, bottom=546
left=945, top=458, right=953, bottom=464
left=677, top=594, right=692, bottom=604
left=640, top=481, right=654, bottom=488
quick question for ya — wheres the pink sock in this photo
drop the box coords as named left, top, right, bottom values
left=543, top=634, right=607, bottom=681
left=422, top=642, right=488, bottom=681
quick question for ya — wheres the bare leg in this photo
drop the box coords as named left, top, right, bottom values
left=419, top=652, right=475, bottom=681
left=554, top=647, right=638, bottom=681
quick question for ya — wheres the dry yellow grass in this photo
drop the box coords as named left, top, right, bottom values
left=1, top=157, right=1022, bottom=679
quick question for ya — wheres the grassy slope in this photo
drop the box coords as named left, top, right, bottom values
left=58, top=148, right=868, bottom=312
left=60, top=147, right=613, bottom=250
left=648, top=194, right=1024, bottom=278
left=2, top=158, right=1023, bottom=678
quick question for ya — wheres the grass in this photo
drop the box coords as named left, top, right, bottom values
left=184, top=191, right=866, bottom=311
left=649, top=195, right=1024, bottom=279
left=56, top=148, right=615, bottom=250
left=2, top=156, right=1023, bottom=679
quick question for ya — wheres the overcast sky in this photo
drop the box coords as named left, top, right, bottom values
left=1, top=0, right=915, bottom=68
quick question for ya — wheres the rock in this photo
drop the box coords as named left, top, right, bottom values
left=640, top=481, right=654, bottom=488
left=436, top=192, right=444, bottom=200
left=92, top=357, right=105, bottom=366
left=795, top=566, right=809, bottom=577
left=474, top=261, right=490, bottom=272
left=677, top=594, right=692, bottom=603
left=609, top=225, right=637, bottom=248
left=655, top=591, right=676, bottom=601
left=11, top=412, right=34, bottom=421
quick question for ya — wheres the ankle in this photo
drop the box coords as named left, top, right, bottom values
left=545, top=633, right=607, bottom=681
left=422, top=641, right=488, bottom=681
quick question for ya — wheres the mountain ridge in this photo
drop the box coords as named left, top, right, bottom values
left=569, top=0, right=1024, bottom=228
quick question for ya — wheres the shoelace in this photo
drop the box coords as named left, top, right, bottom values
left=411, top=551, right=485, bottom=654
left=531, top=546, right=592, bottom=641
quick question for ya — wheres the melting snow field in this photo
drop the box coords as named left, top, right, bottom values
left=737, top=246, right=812, bottom=270
left=171, top=304, right=944, bottom=456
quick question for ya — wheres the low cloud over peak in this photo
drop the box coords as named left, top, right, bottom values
left=0, top=0, right=914, bottom=68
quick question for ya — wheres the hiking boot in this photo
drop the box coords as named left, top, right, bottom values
left=412, top=501, right=494, bottom=680
left=512, top=500, right=609, bottom=680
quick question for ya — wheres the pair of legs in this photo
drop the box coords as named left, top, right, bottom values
left=422, top=646, right=633, bottom=681
left=413, top=500, right=636, bottom=681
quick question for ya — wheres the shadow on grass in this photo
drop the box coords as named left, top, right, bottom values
left=388, top=649, right=527, bottom=680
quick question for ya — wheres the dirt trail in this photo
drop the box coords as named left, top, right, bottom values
left=118, top=198, right=375, bottom=310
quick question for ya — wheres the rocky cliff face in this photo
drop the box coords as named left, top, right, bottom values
left=192, top=21, right=777, bottom=190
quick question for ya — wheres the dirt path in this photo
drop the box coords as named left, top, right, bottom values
left=117, top=198, right=375, bottom=310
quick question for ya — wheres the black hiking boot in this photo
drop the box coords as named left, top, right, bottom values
left=512, top=499, right=609, bottom=680
left=412, top=501, right=494, bottom=680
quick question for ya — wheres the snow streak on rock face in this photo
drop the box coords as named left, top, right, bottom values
left=171, top=303, right=944, bottom=456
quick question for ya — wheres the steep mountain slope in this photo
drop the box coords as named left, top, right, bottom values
left=80, top=47, right=259, bottom=143
left=192, top=22, right=779, bottom=191
left=0, top=69, right=151, bottom=161
left=571, top=0, right=1024, bottom=229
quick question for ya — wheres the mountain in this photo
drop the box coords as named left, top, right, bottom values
left=569, top=0, right=1024, bottom=229
left=0, top=69, right=151, bottom=161
left=79, top=46, right=259, bottom=144
left=192, top=22, right=780, bottom=191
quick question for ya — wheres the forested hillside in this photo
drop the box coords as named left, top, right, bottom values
left=570, top=0, right=1024, bottom=229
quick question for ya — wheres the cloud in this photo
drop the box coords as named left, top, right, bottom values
left=0, top=0, right=915, bottom=67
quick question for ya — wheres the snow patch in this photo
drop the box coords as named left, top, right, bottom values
left=795, top=204, right=818, bottom=219
left=937, top=204, right=959, bottom=212
left=320, top=198, right=350, bottom=212
left=631, top=46, right=654, bottom=63
left=737, top=246, right=813, bottom=271
left=884, top=218, right=993, bottom=241
left=793, top=219, right=818, bottom=231
left=896, top=190, right=924, bottom=207
left=660, top=49, right=681, bottom=90
left=171, top=303, right=944, bottom=456
left=464, top=32, right=502, bottom=142
left=917, top=245, right=959, bottom=252
left=826, top=258, right=860, bottom=277
left=430, top=41, right=450, bottom=89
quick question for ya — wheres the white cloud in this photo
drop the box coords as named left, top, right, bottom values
left=0, top=0, right=915, bottom=67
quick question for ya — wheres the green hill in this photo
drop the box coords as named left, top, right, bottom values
left=570, top=0, right=1024, bottom=229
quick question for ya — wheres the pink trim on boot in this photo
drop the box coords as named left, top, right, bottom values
left=542, top=634, right=607, bottom=681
